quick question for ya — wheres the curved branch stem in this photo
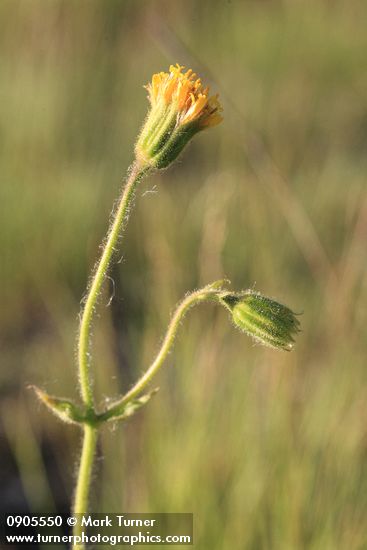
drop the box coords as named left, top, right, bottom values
left=101, top=286, right=221, bottom=420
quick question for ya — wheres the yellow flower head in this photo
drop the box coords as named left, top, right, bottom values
left=147, top=64, right=223, bottom=128
left=136, top=64, right=223, bottom=169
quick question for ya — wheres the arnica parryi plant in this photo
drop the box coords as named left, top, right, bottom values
left=33, top=64, right=300, bottom=550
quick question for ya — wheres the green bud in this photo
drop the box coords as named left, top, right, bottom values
left=220, top=291, right=300, bottom=350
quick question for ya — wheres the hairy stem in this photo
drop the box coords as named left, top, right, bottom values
left=72, top=161, right=149, bottom=550
left=72, top=425, right=98, bottom=550
left=101, top=286, right=221, bottom=420
left=77, top=162, right=149, bottom=409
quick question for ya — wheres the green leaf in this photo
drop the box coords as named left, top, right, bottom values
left=100, top=388, right=159, bottom=423
left=30, top=386, right=85, bottom=425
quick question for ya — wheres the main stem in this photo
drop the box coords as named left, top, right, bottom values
left=72, top=161, right=149, bottom=550
left=78, top=161, right=148, bottom=408
left=72, top=425, right=98, bottom=546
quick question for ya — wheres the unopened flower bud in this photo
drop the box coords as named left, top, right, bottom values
left=220, top=291, right=300, bottom=350
left=135, top=64, right=223, bottom=169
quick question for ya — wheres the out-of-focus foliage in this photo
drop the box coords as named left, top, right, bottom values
left=1, top=1, right=366, bottom=548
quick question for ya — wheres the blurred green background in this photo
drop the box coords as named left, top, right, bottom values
left=1, top=1, right=367, bottom=548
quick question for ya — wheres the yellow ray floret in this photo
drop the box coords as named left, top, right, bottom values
left=146, top=64, right=223, bottom=128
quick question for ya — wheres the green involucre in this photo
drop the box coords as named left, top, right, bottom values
left=220, top=291, right=300, bottom=350
left=135, top=100, right=200, bottom=169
